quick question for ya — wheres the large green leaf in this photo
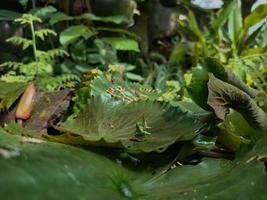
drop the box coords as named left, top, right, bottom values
left=144, top=136, right=267, bottom=200
left=59, top=25, right=95, bottom=46
left=53, top=98, right=203, bottom=153
left=1, top=130, right=267, bottom=199
left=207, top=74, right=267, bottom=130
left=0, top=81, right=27, bottom=111
left=0, top=132, right=144, bottom=200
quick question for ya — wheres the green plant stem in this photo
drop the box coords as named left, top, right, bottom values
left=30, top=18, right=38, bottom=77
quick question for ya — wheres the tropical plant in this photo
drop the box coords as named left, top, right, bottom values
left=171, top=0, right=267, bottom=93
left=0, top=1, right=267, bottom=199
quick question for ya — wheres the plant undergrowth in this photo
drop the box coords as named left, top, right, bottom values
left=0, top=0, right=267, bottom=199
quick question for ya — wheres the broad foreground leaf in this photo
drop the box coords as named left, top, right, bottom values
left=1, top=130, right=267, bottom=199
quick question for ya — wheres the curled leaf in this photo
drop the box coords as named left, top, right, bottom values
left=207, top=74, right=267, bottom=130
left=188, top=58, right=258, bottom=110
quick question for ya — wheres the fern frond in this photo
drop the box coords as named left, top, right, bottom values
left=47, top=49, right=69, bottom=58
left=15, top=14, right=42, bottom=24
left=0, top=73, right=31, bottom=83
left=39, top=74, right=80, bottom=91
left=35, top=29, right=57, bottom=40
left=6, top=36, right=33, bottom=50
left=36, top=49, right=68, bottom=62
left=20, top=61, right=53, bottom=76
left=0, top=61, right=24, bottom=70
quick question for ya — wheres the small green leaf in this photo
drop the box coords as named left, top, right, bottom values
left=126, top=72, right=144, bottom=82
left=102, top=37, right=140, bottom=52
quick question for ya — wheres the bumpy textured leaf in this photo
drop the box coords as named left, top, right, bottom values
left=1, top=130, right=267, bottom=199
left=90, top=73, right=161, bottom=103
left=54, top=98, right=203, bottom=153
left=207, top=74, right=267, bottom=130
left=0, top=81, right=27, bottom=111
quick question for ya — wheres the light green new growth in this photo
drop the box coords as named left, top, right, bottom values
left=0, top=14, right=80, bottom=91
